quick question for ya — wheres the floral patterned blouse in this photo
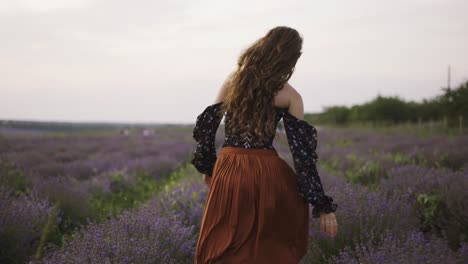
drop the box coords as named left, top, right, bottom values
left=191, top=101, right=338, bottom=218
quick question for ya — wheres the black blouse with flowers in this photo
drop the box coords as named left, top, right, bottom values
left=191, top=101, right=338, bottom=218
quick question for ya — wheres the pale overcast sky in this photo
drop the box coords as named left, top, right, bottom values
left=1, top=0, right=467, bottom=123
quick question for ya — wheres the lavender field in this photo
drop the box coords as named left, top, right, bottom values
left=1, top=126, right=467, bottom=263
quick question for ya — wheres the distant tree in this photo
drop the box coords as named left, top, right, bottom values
left=321, top=106, right=350, bottom=125
left=310, top=79, right=468, bottom=127
left=440, top=80, right=468, bottom=118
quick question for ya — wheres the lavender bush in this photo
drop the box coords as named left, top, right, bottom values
left=2, top=133, right=193, bottom=180
left=0, top=129, right=196, bottom=263
left=35, top=209, right=197, bottom=264
left=151, top=170, right=209, bottom=229
left=0, top=186, right=60, bottom=264
left=0, top=160, right=30, bottom=194
left=1, top=132, right=194, bottom=213
left=378, top=165, right=468, bottom=249
left=314, top=128, right=468, bottom=181
left=298, top=170, right=419, bottom=264
left=31, top=174, right=93, bottom=230
left=332, top=229, right=468, bottom=264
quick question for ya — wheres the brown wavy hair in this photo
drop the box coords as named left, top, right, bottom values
left=220, top=26, right=303, bottom=145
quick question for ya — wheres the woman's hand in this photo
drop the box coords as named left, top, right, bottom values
left=319, top=212, right=338, bottom=238
left=203, top=174, right=212, bottom=187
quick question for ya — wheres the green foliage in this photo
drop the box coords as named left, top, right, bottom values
left=363, top=95, right=412, bottom=123
left=440, top=80, right=468, bottom=118
left=416, top=189, right=468, bottom=250
left=319, top=159, right=341, bottom=173
left=34, top=203, right=61, bottom=260
left=88, top=163, right=192, bottom=222
left=386, top=152, right=428, bottom=167
left=332, top=140, right=353, bottom=147
left=417, top=193, right=444, bottom=232
left=318, top=106, right=351, bottom=125
left=310, top=80, right=468, bottom=128
left=437, top=153, right=466, bottom=171
left=89, top=173, right=159, bottom=221
left=320, top=154, right=387, bottom=187
left=0, top=160, right=30, bottom=194
left=391, top=152, right=413, bottom=165
left=344, top=155, right=387, bottom=186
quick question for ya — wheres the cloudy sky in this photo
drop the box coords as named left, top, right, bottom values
left=1, top=0, right=467, bottom=123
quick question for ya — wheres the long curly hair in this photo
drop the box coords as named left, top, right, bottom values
left=220, top=26, right=303, bottom=145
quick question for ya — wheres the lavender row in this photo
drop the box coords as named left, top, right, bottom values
left=0, top=129, right=196, bottom=263
left=304, top=127, right=468, bottom=173
left=1, top=131, right=193, bottom=181
left=33, top=162, right=467, bottom=263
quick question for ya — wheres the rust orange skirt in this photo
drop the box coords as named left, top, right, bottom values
left=194, top=146, right=309, bottom=264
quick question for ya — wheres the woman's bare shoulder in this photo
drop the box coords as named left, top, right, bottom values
left=275, top=82, right=302, bottom=109
left=284, top=82, right=302, bottom=99
left=276, top=83, right=303, bottom=120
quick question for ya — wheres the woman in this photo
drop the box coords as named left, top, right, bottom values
left=191, top=26, right=338, bottom=264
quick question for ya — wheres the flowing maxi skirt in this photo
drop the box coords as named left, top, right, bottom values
left=194, top=146, right=309, bottom=264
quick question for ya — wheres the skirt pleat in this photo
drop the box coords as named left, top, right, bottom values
left=194, top=146, right=309, bottom=264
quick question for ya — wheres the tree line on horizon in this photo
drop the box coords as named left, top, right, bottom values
left=307, top=79, right=468, bottom=128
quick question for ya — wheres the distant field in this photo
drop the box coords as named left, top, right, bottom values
left=0, top=124, right=467, bottom=263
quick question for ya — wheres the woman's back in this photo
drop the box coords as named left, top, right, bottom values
left=221, top=104, right=284, bottom=149
left=217, top=82, right=305, bottom=149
